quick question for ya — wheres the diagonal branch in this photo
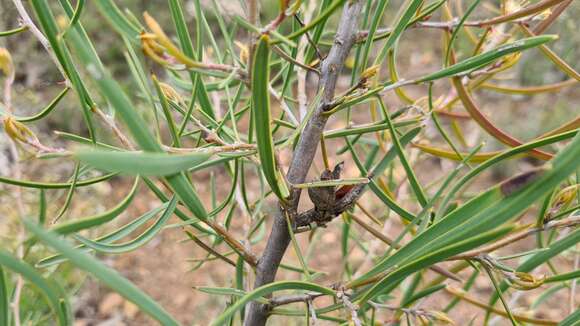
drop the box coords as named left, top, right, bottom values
left=244, top=2, right=364, bottom=325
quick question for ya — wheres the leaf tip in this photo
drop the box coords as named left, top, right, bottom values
left=499, top=165, right=551, bottom=197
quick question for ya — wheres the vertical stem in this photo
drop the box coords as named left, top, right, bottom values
left=244, top=2, right=363, bottom=325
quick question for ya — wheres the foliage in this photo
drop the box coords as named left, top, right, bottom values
left=0, top=0, right=579, bottom=325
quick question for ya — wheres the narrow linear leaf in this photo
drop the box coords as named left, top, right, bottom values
left=375, top=0, right=424, bottom=64
left=51, top=178, right=139, bottom=234
left=0, top=265, right=9, bottom=326
left=75, top=149, right=211, bottom=176
left=0, top=251, right=70, bottom=325
left=93, top=0, right=141, bottom=42
left=38, top=202, right=167, bottom=268
left=212, top=281, right=335, bottom=326
left=0, top=173, right=115, bottom=190
left=14, top=87, right=70, bottom=122
left=252, top=35, right=289, bottom=200
left=419, top=35, right=558, bottom=82
left=558, top=309, right=580, bottom=326
left=0, top=25, right=28, bottom=37
left=73, top=196, right=177, bottom=254
left=24, top=220, right=180, bottom=326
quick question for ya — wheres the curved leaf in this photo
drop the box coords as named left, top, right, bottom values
left=73, top=196, right=177, bottom=254
left=212, top=281, right=335, bottom=326
left=51, top=178, right=139, bottom=234
left=37, top=202, right=167, bottom=268
left=0, top=251, right=70, bottom=325
left=419, top=35, right=558, bottom=82
left=24, top=220, right=180, bottom=326
left=75, top=149, right=211, bottom=176
left=251, top=35, right=289, bottom=200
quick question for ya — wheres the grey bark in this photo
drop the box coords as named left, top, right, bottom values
left=244, top=2, right=363, bottom=325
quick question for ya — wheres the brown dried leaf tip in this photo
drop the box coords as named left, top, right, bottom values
left=499, top=165, right=551, bottom=197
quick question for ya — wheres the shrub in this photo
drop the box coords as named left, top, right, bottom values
left=0, top=0, right=579, bottom=325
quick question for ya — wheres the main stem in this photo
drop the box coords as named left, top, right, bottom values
left=244, top=2, right=363, bottom=325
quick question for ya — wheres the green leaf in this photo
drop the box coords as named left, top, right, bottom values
left=168, top=0, right=215, bottom=119
left=0, top=265, right=9, bottom=326
left=444, top=0, right=483, bottom=65
left=489, top=227, right=580, bottom=308
left=0, top=250, right=70, bottom=325
left=24, top=220, right=180, bottom=326
left=419, top=35, right=558, bottom=82
left=62, top=0, right=86, bottom=35
left=51, top=178, right=139, bottom=234
left=38, top=202, right=168, bottom=268
left=559, top=309, right=580, bottom=326
left=12, top=87, right=70, bottom=122
left=374, top=0, right=424, bottom=64
left=0, top=25, right=28, bottom=37
left=377, top=97, right=427, bottom=207
left=357, top=224, right=515, bottom=305
left=0, top=173, right=115, bottom=189
left=355, top=131, right=580, bottom=290
left=251, top=35, right=289, bottom=200
left=211, top=281, right=336, bottom=326
left=285, top=0, right=346, bottom=40
left=93, top=0, right=141, bottom=42
left=545, top=269, right=580, bottom=283
left=73, top=196, right=177, bottom=254
left=75, top=149, right=211, bottom=176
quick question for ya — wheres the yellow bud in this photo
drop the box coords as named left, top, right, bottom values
left=309, top=58, right=321, bottom=68
left=507, top=272, right=545, bottom=290
left=417, top=315, right=430, bottom=325
left=361, top=65, right=380, bottom=80
left=159, top=82, right=184, bottom=105
left=234, top=41, right=249, bottom=64
left=3, top=116, right=37, bottom=143
left=553, top=185, right=578, bottom=208
left=344, top=56, right=355, bottom=69
left=56, top=15, right=68, bottom=29
left=427, top=311, right=455, bottom=325
left=143, top=12, right=169, bottom=41
left=0, top=47, right=14, bottom=77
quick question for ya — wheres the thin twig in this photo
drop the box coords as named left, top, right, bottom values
left=11, top=0, right=69, bottom=87
left=270, top=293, right=325, bottom=306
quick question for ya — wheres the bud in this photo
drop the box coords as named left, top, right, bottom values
left=546, top=184, right=579, bottom=221
left=143, top=12, right=169, bottom=41
left=3, top=116, right=37, bottom=143
left=426, top=311, right=455, bottom=325
left=140, top=33, right=170, bottom=66
left=361, top=65, right=380, bottom=80
left=159, top=82, right=184, bottom=105
left=56, top=15, right=68, bottom=29
left=0, top=47, right=14, bottom=77
left=234, top=41, right=249, bottom=64
left=142, top=12, right=200, bottom=69
left=506, top=271, right=545, bottom=290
